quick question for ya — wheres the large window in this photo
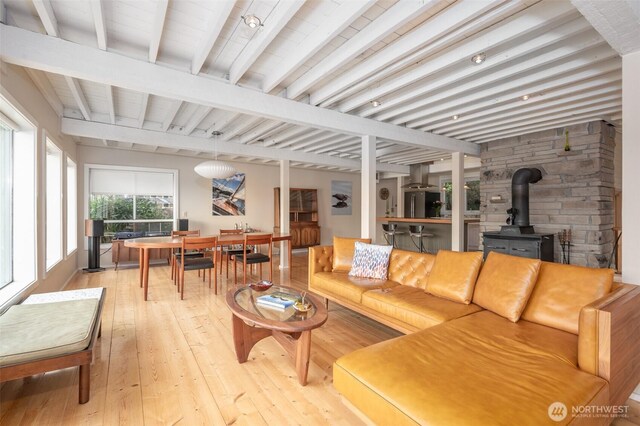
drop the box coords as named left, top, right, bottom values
left=45, top=138, right=63, bottom=270
left=0, top=125, right=12, bottom=288
left=66, top=157, right=77, bottom=255
left=441, top=178, right=480, bottom=214
left=87, top=166, right=177, bottom=243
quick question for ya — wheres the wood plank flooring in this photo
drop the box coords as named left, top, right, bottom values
left=1, top=254, right=638, bottom=425
left=0, top=255, right=399, bottom=425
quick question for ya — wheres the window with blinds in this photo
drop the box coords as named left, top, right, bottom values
left=87, top=166, right=177, bottom=243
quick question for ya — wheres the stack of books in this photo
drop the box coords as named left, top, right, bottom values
left=256, top=291, right=297, bottom=311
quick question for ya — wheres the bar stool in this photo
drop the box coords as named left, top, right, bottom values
left=409, top=225, right=434, bottom=253
left=382, top=223, right=406, bottom=248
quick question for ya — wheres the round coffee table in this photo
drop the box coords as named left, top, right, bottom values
left=226, top=285, right=328, bottom=385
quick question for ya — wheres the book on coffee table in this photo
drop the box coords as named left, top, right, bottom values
left=256, top=293, right=296, bottom=310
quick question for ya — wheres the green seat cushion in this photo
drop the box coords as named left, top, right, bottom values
left=0, top=299, right=100, bottom=366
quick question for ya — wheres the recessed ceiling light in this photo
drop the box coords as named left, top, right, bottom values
left=241, top=14, right=263, bottom=29
left=452, top=115, right=459, bottom=120
left=521, top=94, right=530, bottom=101
left=371, top=100, right=381, bottom=107
left=440, top=158, right=444, bottom=161
left=471, top=52, right=486, bottom=65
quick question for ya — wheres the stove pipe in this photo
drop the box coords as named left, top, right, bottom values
left=511, top=167, right=542, bottom=227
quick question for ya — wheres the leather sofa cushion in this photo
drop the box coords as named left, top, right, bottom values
left=522, top=262, right=613, bottom=334
left=387, top=249, right=435, bottom=290
left=311, top=272, right=397, bottom=304
left=425, top=250, right=483, bottom=304
left=473, top=252, right=541, bottom=322
left=332, top=237, right=372, bottom=272
left=334, top=310, right=608, bottom=426
left=362, top=286, right=483, bottom=330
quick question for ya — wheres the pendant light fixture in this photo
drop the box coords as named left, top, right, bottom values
left=194, top=131, right=236, bottom=179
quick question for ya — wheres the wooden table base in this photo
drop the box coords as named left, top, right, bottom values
left=231, top=314, right=312, bottom=386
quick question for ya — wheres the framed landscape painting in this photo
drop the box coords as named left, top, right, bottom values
left=212, top=172, right=245, bottom=216
left=331, top=180, right=352, bottom=215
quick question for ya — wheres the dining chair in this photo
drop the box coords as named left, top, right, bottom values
left=218, top=229, right=251, bottom=278
left=171, top=230, right=200, bottom=284
left=177, top=236, right=217, bottom=300
left=233, top=234, right=273, bottom=286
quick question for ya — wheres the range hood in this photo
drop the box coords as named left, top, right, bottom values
left=402, top=163, right=435, bottom=189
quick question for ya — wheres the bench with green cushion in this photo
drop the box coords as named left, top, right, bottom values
left=0, top=288, right=105, bottom=404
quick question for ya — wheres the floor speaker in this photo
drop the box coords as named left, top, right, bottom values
left=84, top=219, right=105, bottom=273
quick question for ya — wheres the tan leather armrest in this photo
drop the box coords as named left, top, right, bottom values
left=578, top=283, right=640, bottom=406
left=308, top=246, right=333, bottom=276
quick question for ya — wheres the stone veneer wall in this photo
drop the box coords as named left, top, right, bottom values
left=480, top=121, right=616, bottom=267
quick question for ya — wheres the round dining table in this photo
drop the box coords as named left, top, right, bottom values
left=125, top=233, right=292, bottom=301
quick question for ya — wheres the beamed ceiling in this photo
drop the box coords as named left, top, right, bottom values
left=0, top=0, right=627, bottom=173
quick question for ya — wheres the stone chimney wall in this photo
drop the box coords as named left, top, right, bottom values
left=480, top=121, right=616, bottom=267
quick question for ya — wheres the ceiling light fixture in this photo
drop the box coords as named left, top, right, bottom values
left=452, top=115, right=459, bottom=120
left=371, top=100, right=381, bottom=107
left=194, top=131, right=236, bottom=179
left=471, top=52, right=486, bottom=65
left=241, top=14, right=263, bottom=29
left=521, top=94, right=530, bottom=101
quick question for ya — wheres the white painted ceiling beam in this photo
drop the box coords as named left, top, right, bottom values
left=446, top=90, right=622, bottom=137
left=64, top=76, right=91, bottom=120
left=161, top=100, right=182, bottom=131
left=416, top=70, right=621, bottom=131
left=473, top=109, right=621, bottom=143
left=61, top=118, right=408, bottom=173
left=296, top=134, right=353, bottom=151
left=138, top=93, right=149, bottom=128
left=408, top=57, right=621, bottom=129
left=338, top=1, right=577, bottom=113
left=261, top=0, right=376, bottom=94
left=458, top=100, right=621, bottom=140
left=221, top=116, right=264, bottom=141
left=286, top=0, right=441, bottom=100
left=263, top=126, right=311, bottom=147
left=0, top=24, right=478, bottom=154
left=148, top=0, right=168, bottom=63
left=275, top=129, right=328, bottom=149
left=571, top=0, right=640, bottom=55
left=315, top=139, right=361, bottom=154
left=182, top=106, right=212, bottom=135
left=90, top=0, right=107, bottom=50
left=191, top=1, right=235, bottom=75
left=432, top=79, right=622, bottom=133
left=205, top=109, right=239, bottom=136
left=310, top=0, right=505, bottom=107
left=246, top=123, right=290, bottom=145
left=240, top=120, right=284, bottom=144
left=105, top=85, right=115, bottom=124
left=32, top=0, right=58, bottom=36
left=24, top=68, right=63, bottom=116
left=229, top=0, right=305, bottom=84
left=369, top=19, right=598, bottom=120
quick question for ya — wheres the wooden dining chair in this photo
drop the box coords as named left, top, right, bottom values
left=170, top=230, right=201, bottom=284
left=177, top=236, right=217, bottom=300
left=218, top=229, right=251, bottom=278
left=233, top=234, right=273, bottom=286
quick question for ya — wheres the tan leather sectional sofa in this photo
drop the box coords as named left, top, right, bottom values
left=308, top=238, right=640, bottom=425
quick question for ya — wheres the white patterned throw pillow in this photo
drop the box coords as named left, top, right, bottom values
left=348, top=241, right=393, bottom=280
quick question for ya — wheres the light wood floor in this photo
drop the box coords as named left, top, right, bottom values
left=1, top=254, right=638, bottom=425
left=0, top=255, right=400, bottom=425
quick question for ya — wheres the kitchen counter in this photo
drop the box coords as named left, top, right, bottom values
left=377, top=217, right=480, bottom=252
left=377, top=217, right=480, bottom=224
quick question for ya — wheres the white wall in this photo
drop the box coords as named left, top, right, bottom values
left=76, top=145, right=362, bottom=267
left=0, top=63, right=78, bottom=295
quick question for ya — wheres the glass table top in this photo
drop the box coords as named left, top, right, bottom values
left=232, top=285, right=318, bottom=323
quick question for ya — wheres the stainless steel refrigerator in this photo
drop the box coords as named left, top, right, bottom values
left=404, top=191, right=441, bottom=218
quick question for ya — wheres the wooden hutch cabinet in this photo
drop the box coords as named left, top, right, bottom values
left=274, top=188, right=320, bottom=248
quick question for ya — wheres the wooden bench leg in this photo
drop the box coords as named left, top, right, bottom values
left=79, top=364, right=90, bottom=404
